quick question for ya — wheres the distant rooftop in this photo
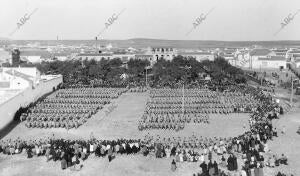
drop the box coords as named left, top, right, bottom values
left=77, top=53, right=112, bottom=57
left=250, top=49, right=272, bottom=56
left=272, top=49, right=288, bottom=52
left=135, top=54, right=153, bottom=56
left=258, top=56, right=285, bottom=61
left=288, top=50, right=300, bottom=54
left=292, top=54, right=300, bottom=57
left=20, top=50, right=52, bottom=58
left=178, top=52, right=213, bottom=55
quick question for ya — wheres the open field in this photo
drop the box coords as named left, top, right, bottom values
left=0, top=91, right=299, bottom=176
left=0, top=153, right=228, bottom=176
left=0, top=92, right=251, bottom=176
left=2, top=92, right=250, bottom=141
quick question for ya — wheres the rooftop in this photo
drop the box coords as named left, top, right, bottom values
left=77, top=53, right=112, bottom=57
left=20, top=50, right=52, bottom=58
left=178, top=52, right=213, bottom=55
left=292, top=54, right=300, bottom=57
left=257, top=56, right=286, bottom=61
left=288, top=50, right=300, bottom=54
left=249, top=49, right=272, bottom=56
left=272, top=49, right=288, bottom=52
left=135, top=54, right=153, bottom=56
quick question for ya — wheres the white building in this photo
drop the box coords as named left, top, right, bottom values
left=0, top=70, right=29, bottom=89
left=0, top=48, right=10, bottom=65
left=135, top=54, right=155, bottom=65
left=247, top=49, right=276, bottom=69
left=253, top=56, right=286, bottom=69
left=272, top=49, right=288, bottom=57
left=112, top=53, right=135, bottom=63
left=0, top=67, right=41, bottom=89
left=235, top=49, right=250, bottom=68
left=0, top=67, right=62, bottom=131
left=75, top=53, right=113, bottom=61
left=294, top=59, right=300, bottom=68
left=177, top=52, right=215, bottom=62
left=286, top=49, right=300, bottom=59
left=290, top=54, right=300, bottom=68
left=20, top=50, right=51, bottom=64
left=146, top=47, right=177, bottom=61
left=52, top=53, right=69, bottom=61
left=286, top=49, right=300, bottom=68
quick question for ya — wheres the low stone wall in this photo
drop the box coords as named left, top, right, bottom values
left=0, top=76, right=62, bottom=130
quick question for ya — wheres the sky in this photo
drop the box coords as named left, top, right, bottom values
left=0, top=0, right=300, bottom=41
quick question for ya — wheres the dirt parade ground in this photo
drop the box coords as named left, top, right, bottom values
left=0, top=89, right=299, bottom=176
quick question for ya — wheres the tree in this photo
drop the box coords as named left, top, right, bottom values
left=12, top=49, right=21, bottom=66
left=127, top=59, right=150, bottom=76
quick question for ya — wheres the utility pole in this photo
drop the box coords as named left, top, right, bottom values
left=180, top=66, right=191, bottom=117
left=146, top=68, right=148, bottom=87
left=290, top=76, right=294, bottom=105
left=182, top=83, right=184, bottom=117
left=95, top=37, right=98, bottom=52
left=260, top=64, right=263, bottom=86
left=145, top=66, right=150, bottom=88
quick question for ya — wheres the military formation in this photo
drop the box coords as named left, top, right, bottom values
left=0, top=82, right=292, bottom=175
left=20, top=88, right=127, bottom=129
left=138, top=88, right=258, bottom=131
left=129, top=87, right=148, bottom=93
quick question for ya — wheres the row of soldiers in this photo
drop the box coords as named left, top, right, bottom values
left=138, top=113, right=209, bottom=131
left=139, top=88, right=258, bottom=131
left=20, top=88, right=126, bottom=129
left=148, top=90, right=257, bottom=112
left=129, top=87, right=148, bottom=93
left=53, top=87, right=126, bottom=99
left=24, top=119, right=86, bottom=129
left=145, top=105, right=237, bottom=114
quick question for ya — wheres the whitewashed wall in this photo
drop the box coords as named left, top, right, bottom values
left=0, top=76, right=62, bottom=130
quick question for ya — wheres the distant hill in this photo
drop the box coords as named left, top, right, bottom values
left=0, top=37, right=10, bottom=41
left=2, top=38, right=300, bottom=49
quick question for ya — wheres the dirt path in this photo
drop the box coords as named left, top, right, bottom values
left=266, top=103, right=300, bottom=175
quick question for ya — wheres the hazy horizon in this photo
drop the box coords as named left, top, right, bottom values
left=1, top=0, right=300, bottom=41
left=4, top=39, right=300, bottom=42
